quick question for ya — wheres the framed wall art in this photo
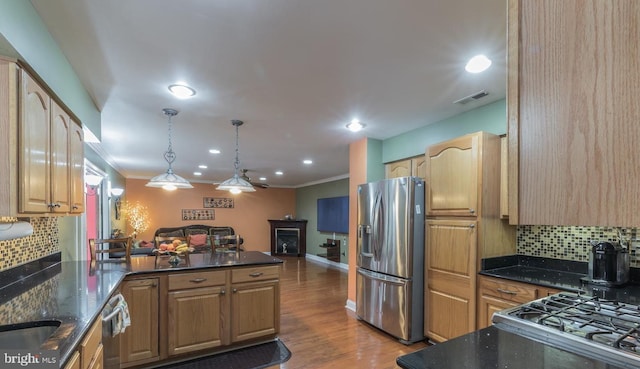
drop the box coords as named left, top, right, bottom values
left=182, top=209, right=215, bottom=221
left=203, top=197, right=234, bottom=208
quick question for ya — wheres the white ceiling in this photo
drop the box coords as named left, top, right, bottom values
left=30, top=0, right=506, bottom=188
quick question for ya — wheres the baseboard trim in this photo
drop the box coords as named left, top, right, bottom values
left=305, top=253, right=348, bottom=271
left=345, top=299, right=356, bottom=312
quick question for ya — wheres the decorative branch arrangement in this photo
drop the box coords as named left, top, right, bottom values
left=120, top=201, right=150, bottom=238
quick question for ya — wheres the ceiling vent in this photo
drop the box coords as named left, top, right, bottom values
left=453, top=90, right=489, bottom=105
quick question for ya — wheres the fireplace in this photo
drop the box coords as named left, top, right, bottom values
left=268, top=219, right=307, bottom=257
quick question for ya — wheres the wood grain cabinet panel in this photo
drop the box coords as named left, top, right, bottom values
left=168, top=286, right=226, bottom=355
left=0, top=58, right=84, bottom=216
left=231, top=279, right=279, bottom=343
left=121, top=278, right=159, bottom=367
left=508, top=0, right=640, bottom=226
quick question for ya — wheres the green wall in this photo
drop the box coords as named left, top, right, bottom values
left=366, top=139, right=384, bottom=183
left=296, top=178, right=350, bottom=263
left=0, top=0, right=101, bottom=137
left=383, top=99, right=506, bottom=163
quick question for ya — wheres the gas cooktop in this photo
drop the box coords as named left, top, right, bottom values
left=493, top=292, right=640, bottom=369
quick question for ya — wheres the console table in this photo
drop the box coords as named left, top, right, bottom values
left=268, top=219, right=307, bottom=257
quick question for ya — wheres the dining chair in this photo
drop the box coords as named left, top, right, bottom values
left=89, top=237, right=132, bottom=263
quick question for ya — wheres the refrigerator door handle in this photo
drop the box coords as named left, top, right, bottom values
left=372, top=192, right=384, bottom=260
left=357, top=268, right=408, bottom=286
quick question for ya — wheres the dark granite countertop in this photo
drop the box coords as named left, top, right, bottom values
left=398, top=255, right=640, bottom=368
left=0, top=251, right=282, bottom=367
left=397, top=326, right=628, bottom=369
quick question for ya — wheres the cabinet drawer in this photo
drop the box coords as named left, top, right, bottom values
left=479, top=277, right=537, bottom=304
left=169, top=270, right=227, bottom=290
left=232, top=266, right=279, bottom=283
left=80, top=318, right=102, bottom=369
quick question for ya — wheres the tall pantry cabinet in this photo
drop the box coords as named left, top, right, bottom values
left=424, top=131, right=515, bottom=342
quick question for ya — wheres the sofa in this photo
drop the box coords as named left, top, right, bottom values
left=153, top=225, right=243, bottom=248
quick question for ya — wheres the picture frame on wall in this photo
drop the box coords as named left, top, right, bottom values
left=203, top=197, right=234, bottom=208
left=182, top=209, right=215, bottom=221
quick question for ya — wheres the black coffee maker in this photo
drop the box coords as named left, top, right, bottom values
left=588, top=241, right=629, bottom=286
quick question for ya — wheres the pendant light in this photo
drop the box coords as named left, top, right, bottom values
left=216, top=120, right=255, bottom=194
left=145, top=108, right=194, bottom=191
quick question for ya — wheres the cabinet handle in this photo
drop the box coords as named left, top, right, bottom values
left=497, top=288, right=517, bottom=296
left=233, top=288, right=238, bottom=293
left=249, top=272, right=263, bottom=278
left=72, top=205, right=78, bottom=210
left=151, top=282, right=157, bottom=288
left=53, top=203, right=61, bottom=208
left=469, top=208, right=475, bottom=214
left=190, top=278, right=206, bottom=283
left=469, top=224, right=475, bottom=229
left=220, top=289, right=225, bottom=295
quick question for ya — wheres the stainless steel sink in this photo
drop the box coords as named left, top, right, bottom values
left=0, top=320, right=61, bottom=349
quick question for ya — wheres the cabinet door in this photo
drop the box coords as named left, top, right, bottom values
left=69, top=121, right=84, bottom=213
left=425, top=219, right=477, bottom=342
left=64, top=351, right=80, bottom=369
left=167, top=286, right=226, bottom=355
left=121, top=278, right=159, bottom=366
left=499, top=136, right=508, bottom=219
left=411, top=156, right=427, bottom=179
left=231, top=280, right=279, bottom=343
left=50, top=100, right=71, bottom=213
left=19, top=70, right=50, bottom=213
left=385, top=159, right=412, bottom=179
left=509, top=0, right=640, bottom=226
left=426, top=134, right=478, bottom=217
left=477, top=295, right=518, bottom=329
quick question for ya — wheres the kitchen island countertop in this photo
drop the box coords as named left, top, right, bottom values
left=0, top=251, right=282, bottom=368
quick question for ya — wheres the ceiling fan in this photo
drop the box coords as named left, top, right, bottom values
left=240, top=169, right=269, bottom=189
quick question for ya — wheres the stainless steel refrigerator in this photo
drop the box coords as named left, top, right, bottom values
left=356, top=176, right=425, bottom=344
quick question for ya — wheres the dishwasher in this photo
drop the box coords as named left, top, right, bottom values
left=102, top=293, right=129, bottom=369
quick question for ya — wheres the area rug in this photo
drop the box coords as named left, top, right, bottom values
left=156, top=339, right=291, bottom=369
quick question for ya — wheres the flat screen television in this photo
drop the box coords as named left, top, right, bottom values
left=317, top=196, right=349, bottom=234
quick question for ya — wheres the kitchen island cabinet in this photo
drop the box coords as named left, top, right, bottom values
left=167, top=270, right=228, bottom=355
left=120, top=277, right=160, bottom=367
left=230, top=266, right=280, bottom=343
left=508, top=0, right=640, bottom=226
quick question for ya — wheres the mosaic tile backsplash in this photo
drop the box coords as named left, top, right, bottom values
left=0, top=217, right=59, bottom=271
left=517, top=225, right=640, bottom=268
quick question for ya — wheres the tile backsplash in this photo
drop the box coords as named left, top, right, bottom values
left=0, top=217, right=59, bottom=271
left=517, top=225, right=640, bottom=267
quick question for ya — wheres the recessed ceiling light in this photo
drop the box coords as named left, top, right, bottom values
left=465, top=55, right=492, bottom=73
left=303, top=159, right=313, bottom=165
left=259, top=177, right=267, bottom=181
left=193, top=172, right=202, bottom=176
left=168, top=83, right=196, bottom=98
left=346, top=119, right=365, bottom=132
left=198, top=164, right=208, bottom=169
left=209, top=149, right=221, bottom=154
left=275, top=171, right=284, bottom=176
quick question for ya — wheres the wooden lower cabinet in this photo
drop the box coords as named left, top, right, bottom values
left=424, top=219, right=477, bottom=342
left=64, top=351, right=80, bottom=369
left=231, top=266, right=280, bottom=343
left=167, top=270, right=228, bottom=355
left=120, top=265, right=280, bottom=367
left=477, top=275, right=562, bottom=329
left=120, top=277, right=160, bottom=367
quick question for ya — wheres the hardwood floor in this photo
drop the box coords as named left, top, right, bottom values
left=275, top=256, right=428, bottom=369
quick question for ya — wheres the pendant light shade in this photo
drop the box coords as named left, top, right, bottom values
left=216, top=120, right=255, bottom=194
left=146, top=108, right=193, bottom=191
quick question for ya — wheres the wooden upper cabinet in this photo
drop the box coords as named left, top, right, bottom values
left=69, top=121, right=85, bottom=213
left=386, top=155, right=427, bottom=180
left=508, top=0, right=640, bottom=226
left=499, top=136, right=508, bottom=219
left=0, top=59, right=84, bottom=216
left=19, top=70, right=51, bottom=213
left=426, top=134, right=479, bottom=217
left=50, top=100, right=72, bottom=213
